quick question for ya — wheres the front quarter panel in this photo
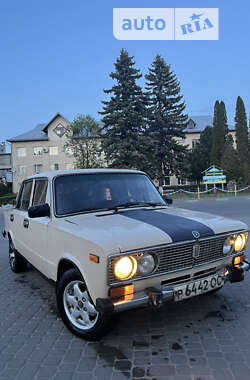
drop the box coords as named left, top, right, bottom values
left=47, top=221, right=109, bottom=304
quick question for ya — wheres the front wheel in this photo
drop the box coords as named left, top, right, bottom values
left=56, top=268, right=113, bottom=341
left=9, top=239, right=27, bottom=273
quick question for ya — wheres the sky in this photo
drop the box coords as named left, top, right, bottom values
left=1, top=0, right=250, bottom=145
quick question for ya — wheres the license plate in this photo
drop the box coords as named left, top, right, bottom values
left=174, top=274, right=225, bottom=302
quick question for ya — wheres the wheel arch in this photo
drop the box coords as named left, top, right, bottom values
left=57, top=257, right=83, bottom=282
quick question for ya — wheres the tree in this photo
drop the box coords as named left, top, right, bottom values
left=235, top=96, right=248, bottom=171
left=221, top=134, right=239, bottom=181
left=188, top=125, right=213, bottom=182
left=210, top=101, right=228, bottom=166
left=145, top=55, right=188, bottom=184
left=99, top=49, right=148, bottom=170
left=64, top=114, right=104, bottom=169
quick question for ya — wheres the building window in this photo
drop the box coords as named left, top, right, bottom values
left=34, top=164, right=43, bottom=174
left=34, top=147, right=43, bottom=156
left=17, top=147, right=26, bottom=157
left=192, top=139, right=200, bottom=150
left=49, top=146, right=58, bottom=155
left=17, top=166, right=26, bottom=175
left=66, top=163, right=74, bottom=170
left=178, top=177, right=187, bottom=186
left=163, top=176, right=171, bottom=186
left=50, top=164, right=59, bottom=171
left=53, top=124, right=66, bottom=138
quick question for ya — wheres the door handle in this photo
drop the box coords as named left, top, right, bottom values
left=23, top=219, right=29, bottom=228
left=10, top=214, right=14, bottom=222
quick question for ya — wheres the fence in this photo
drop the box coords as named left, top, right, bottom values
left=163, top=184, right=250, bottom=200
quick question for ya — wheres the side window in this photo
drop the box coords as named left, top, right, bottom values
left=18, top=181, right=33, bottom=211
left=32, top=179, right=48, bottom=206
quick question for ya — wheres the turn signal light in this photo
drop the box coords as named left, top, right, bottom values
left=233, top=255, right=245, bottom=268
left=89, top=254, right=99, bottom=263
left=109, top=284, right=134, bottom=299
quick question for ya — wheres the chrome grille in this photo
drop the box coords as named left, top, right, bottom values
left=108, top=235, right=227, bottom=285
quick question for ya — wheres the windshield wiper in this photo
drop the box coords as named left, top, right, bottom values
left=108, top=202, right=165, bottom=212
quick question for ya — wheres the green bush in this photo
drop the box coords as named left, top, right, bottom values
left=0, top=183, right=11, bottom=197
left=0, top=193, right=16, bottom=206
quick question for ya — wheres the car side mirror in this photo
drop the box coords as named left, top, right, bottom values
left=162, top=194, right=173, bottom=205
left=28, top=203, right=50, bottom=218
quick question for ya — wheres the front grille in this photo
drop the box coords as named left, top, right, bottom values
left=108, top=235, right=228, bottom=285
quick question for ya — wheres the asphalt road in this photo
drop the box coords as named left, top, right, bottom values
left=0, top=199, right=250, bottom=380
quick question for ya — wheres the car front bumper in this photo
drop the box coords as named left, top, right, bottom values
left=96, top=261, right=250, bottom=315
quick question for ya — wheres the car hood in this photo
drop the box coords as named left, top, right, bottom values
left=60, top=206, right=247, bottom=254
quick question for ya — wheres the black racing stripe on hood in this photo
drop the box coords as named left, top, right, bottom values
left=120, top=209, right=214, bottom=242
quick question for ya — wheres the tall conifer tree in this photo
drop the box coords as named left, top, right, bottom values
left=188, top=126, right=213, bottom=182
left=99, top=49, right=148, bottom=170
left=221, top=134, right=239, bottom=181
left=235, top=96, right=248, bottom=164
left=145, top=55, right=188, bottom=184
left=211, top=101, right=228, bottom=166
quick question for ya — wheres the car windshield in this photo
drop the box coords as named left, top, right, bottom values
left=54, top=173, right=165, bottom=216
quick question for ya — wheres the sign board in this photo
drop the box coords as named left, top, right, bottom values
left=202, top=166, right=226, bottom=185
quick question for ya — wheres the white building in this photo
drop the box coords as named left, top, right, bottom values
left=8, top=113, right=236, bottom=193
left=8, top=113, right=74, bottom=193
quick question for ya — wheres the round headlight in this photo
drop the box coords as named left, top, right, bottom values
left=223, top=236, right=234, bottom=256
left=138, top=254, right=155, bottom=275
left=234, top=234, right=246, bottom=252
left=114, top=256, right=137, bottom=280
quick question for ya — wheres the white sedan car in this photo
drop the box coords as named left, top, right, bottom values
left=2, top=169, right=250, bottom=340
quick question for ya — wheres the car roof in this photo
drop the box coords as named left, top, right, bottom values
left=27, top=168, right=145, bottom=181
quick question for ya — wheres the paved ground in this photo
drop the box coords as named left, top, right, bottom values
left=0, top=198, right=250, bottom=380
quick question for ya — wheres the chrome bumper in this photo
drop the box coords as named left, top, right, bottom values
left=96, top=262, right=250, bottom=314
left=113, top=288, right=174, bottom=312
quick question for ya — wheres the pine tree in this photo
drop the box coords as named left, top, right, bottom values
left=235, top=96, right=248, bottom=165
left=145, top=55, right=188, bottom=183
left=210, top=101, right=228, bottom=166
left=188, top=126, right=213, bottom=182
left=64, top=114, right=104, bottom=169
left=99, top=49, right=148, bottom=170
left=221, top=134, right=239, bottom=181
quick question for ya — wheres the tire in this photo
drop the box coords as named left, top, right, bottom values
left=9, top=239, right=27, bottom=273
left=56, top=268, right=113, bottom=341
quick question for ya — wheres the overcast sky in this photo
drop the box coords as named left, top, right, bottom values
left=1, top=0, right=249, bottom=143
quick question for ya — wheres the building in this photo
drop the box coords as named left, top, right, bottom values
left=8, top=113, right=74, bottom=193
left=8, top=113, right=236, bottom=193
left=164, top=115, right=235, bottom=187
left=0, top=142, right=12, bottom=184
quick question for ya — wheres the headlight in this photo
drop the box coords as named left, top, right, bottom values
left=223, top=236, right=234, bottom=256
left=234, top=233, right=247, bottom=252
left=223, top=232, right=248, bottom=255
left=114, top=256, right=137, bottom=280
left=138, top=253, right=156, bottom=275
